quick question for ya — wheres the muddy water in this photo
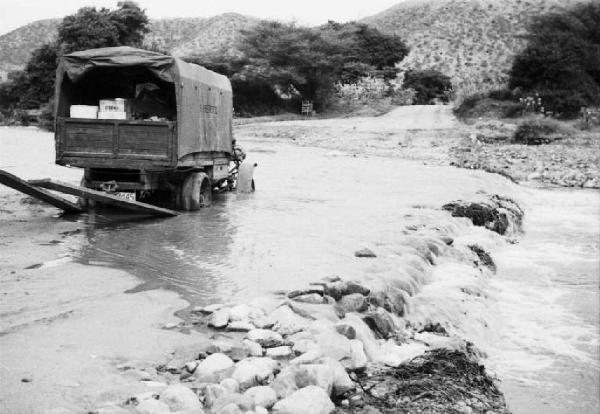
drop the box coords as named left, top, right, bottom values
left=1, top=127, right=598, bottom=413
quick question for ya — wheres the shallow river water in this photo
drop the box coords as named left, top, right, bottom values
left=1, top=127, right=598, bottom=413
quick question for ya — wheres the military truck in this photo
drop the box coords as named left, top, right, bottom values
left=54, top=46, right=254, bottom=210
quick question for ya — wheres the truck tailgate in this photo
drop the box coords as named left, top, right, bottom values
left=56, top=118, right=176, bottom=169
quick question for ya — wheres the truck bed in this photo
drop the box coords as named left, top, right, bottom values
left=56, top=117, right=177, bottom=169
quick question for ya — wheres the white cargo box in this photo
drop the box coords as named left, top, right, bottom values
left=70, top=105, right=98, bottom=119
left=98, top=111, right=127, bottom=120
left=99, top=98, right=126, bottom=113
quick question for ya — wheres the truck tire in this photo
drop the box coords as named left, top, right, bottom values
left=178, top=172, right=212, bottom=210
left=77, top=175, right=95, bottom=209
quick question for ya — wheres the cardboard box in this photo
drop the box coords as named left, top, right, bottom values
left=70, top=105, right=98, bottom=119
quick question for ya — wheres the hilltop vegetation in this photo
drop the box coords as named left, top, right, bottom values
left=362, top=0, right=586, bottom=92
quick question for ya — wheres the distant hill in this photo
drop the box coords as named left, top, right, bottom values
left=0, top=0, right=587, bottom=93
left=362, top=0, right=586, bottom=92
left=0, top=13, right=258, bottom=75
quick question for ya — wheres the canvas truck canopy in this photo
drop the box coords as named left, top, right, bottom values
left=55, top=46, right=233, bottom=158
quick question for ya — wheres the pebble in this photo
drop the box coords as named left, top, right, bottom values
left=354, top=248, right=377, bottom=258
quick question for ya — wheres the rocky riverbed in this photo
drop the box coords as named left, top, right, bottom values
left=59, top=194, right=519, bottom=414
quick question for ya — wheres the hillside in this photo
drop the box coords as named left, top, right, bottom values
left=0, top=13, right=258, bottom=76
left=362, top=0, right=586, bottom=92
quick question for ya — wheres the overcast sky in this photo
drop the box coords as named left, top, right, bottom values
left=0, top=0, right=404, bottom=35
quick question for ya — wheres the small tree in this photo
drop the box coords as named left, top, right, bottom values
left=403, top=70, right=452, bottom=104
left=509, top=2, right=600, bottom=117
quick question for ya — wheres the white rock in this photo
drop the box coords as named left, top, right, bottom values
left=266, top=346, right=293, bottom=358
left=231, top=357, right=279, bottom=390
left=338, top=293, right=368, bottom=313
left=290, top=348, right=323, bottom=365
left=160, top=383, right=202, bottom=411
left=308, top=321, right=352, bottom=361
left=209, top=308, right=231, bottom=328
left=244, top=386, right=277, bottom=408
left=203, top=384, right=228, bottom=408
left=271, top=364, right=334, bottom=398
left=212, top=393, right=254, bottom=413
left=346, top=339, right=368, bottom=371
left=135, top=398, right=170, bottom=414
left=194, top=353, right=235, bottom=382
left=318, top=357, right=354, bottom=397
left=267, top=305, right=311, bottom=335
left=340, top=313, right=379, bottom=360
left=185, top=360, right=200, bottom=373
left=292, top=293, right=325, bottom=304
left=130, top=391, right=158, bottom=404
left=377, top=341, right=427, bottom=367
left=247, top=329, right=283, bottom=348
left=254, top=407, right=269, bottom=414
left=229, top=304, right=251, bottom=321
left=242, top=339, right=264, bottom=357
left=291, top=339, right=319, bottom=355
left=220, top=378, right=241, bottom=393
left=227, top=321, right=255, bottom=332
left=272, top=386, right=334, bottom=414
left=95, top=406, right=130, bottom=414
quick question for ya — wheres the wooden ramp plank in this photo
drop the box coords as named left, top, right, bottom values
left=29, top=179, right=178, bottom=217
left=0, top=170, right=84, bottom=213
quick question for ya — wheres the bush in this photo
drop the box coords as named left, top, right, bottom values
left=403, top=69, right=452, bottom=104
left=513, top=117, right=570, bottom=145
left=488, top=89, right=513, bottom=101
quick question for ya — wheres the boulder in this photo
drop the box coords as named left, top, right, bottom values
left=159, top=384, right=201, bottom=412
left=220, top=378, right=241, bottom=393
left=338, top=293, right=368, bottom=313
left=287, top=286, right=324, bottom=299
left=209, top=309, right=231, bottom=328
left=135, top=398, right=170, bottom=414
left=308, top=321, right=352, bottom=361
left=266, top=346, right=293, bottom=359
left=231, top=357, right=279, bottom=390
left=246, top=329, right=284, bottom=348
left=203, top=384, right=228, bottom=408
left=242, top=339, right=264, bottom=357
left=271, top=364, right=334, bottom=398
left=363, top=308, right=397, bottom=339
left=194, top=353, right=235, bottom=383
left=229, top=304, right=251, bottom=321
left=290, top=348, right=323, bottom=365
left=272, top=386, right=334, bottom=414
left=267, top=305, right=311, bottom=335
left=318, top=357, right=354, bottom=397
left=291, top=338, right=319, bottom=355
left=292, top=293, right=326, bottom=304
left=354, top=248, right=377, bottom=258
left=340, top=313, right=380, bottom=361
left=335, top=323, right=356, bottom=340
left=324, top=281, right=370, bottom=300
left=344, top=339, right=368, bottom=372
left=211, top=393, right=254, bottom=413
left=244, top=386, right=277, bottom=408
left=227, top=321, right=255, bottom=332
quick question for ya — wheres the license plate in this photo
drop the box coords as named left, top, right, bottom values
left=115, top=192, right=136, bottom=201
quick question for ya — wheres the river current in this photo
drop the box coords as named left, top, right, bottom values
left=1, top=127, right=598, bottom=413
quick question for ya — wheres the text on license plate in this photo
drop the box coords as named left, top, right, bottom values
left=115, top=192, right=136, bottom=201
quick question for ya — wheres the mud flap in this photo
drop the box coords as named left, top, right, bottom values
left=237, top=161, right=256, bottom=193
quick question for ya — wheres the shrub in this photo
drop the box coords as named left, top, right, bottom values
left=488, top=89, right=513, bottom=101
left=404, top=69, right=452, bottom=104
left=513, top=117, right=570, bottom=145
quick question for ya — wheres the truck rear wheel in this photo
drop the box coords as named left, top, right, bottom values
left=178, top=172, right=212, bottom=210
